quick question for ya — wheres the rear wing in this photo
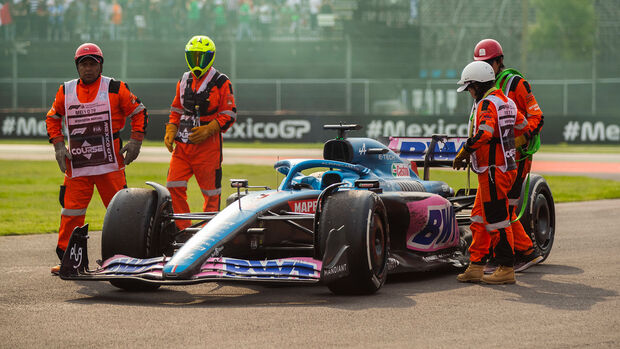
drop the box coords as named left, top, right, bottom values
left=388, top=135, right=468, bottom=180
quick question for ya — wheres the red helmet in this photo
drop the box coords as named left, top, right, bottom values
left=74, top=43, right=104, bottom=64
left=473, top=39, right=503, bottom=61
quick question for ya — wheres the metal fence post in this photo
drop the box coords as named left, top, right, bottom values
left=121, top=39, right=128, bottom=80
left=276, top=80, right=282, bottom=111
left=346, top=35, right=352, bottom=113
left=12, top=48, right=17, bottom=109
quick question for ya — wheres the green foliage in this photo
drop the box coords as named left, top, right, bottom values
left=530, top=0, right=596, bottom=60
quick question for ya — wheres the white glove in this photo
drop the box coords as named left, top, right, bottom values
left=53, top=141, right=72, bottom=173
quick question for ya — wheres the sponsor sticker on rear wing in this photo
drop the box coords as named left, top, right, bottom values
left=388, top=136, right=468, bottom=165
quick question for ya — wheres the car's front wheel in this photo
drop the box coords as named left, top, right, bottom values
left=318, top=190, right=389, bottom=295
left=102, top=188, right=161, bottom=291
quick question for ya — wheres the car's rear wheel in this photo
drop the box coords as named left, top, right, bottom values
left=519, top=174, right=555, bottom=262
left=102, top=188, right=161, bottom=292
left=318, top=190, right=389, bottom=295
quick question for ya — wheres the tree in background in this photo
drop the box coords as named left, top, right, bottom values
left=529, top=0, right=596, bottom=60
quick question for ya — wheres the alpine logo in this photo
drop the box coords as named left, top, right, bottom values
left=70, top=127, right=88, bottom=135
left=288, top=199, right=317, bottom=213
left=359, top=143, right=367, bottom=155
left=69, top=244, right=83, bottom=270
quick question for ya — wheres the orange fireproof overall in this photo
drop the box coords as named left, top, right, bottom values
left=166, top=68, right=236, bottom=230
left=465, top=88, right=523, bottom=267
left=46, top=76, right=148, bottom=259
left=496, top=72, right=544, bottom=254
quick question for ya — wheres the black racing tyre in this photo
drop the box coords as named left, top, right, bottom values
left=318, top=190, right=389, bottom=295
left=102, top=188, right=161, bottom=292
left=518, top=174, right=556, bottom=262
left=458, top=226, right=472, bottom=256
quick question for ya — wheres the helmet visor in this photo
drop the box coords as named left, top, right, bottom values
left=185, top=50, right=214, bottom=70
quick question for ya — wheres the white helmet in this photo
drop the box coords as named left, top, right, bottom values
left=457, top=61, right=495, bottom=92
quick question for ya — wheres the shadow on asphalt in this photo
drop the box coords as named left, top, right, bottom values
left=490, top=263, right=618, bottom=311
left=67, top=266, right=463, bottom=310
left=67, top=264, right=616, bottom=311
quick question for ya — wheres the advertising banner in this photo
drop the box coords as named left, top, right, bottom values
left=1, top=111, right=618, bottom=145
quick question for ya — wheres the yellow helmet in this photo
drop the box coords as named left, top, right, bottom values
left=185, top=35, right=216, bottom=79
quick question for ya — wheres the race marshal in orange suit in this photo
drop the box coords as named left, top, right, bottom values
left=164, top=35, right=237, bottom=231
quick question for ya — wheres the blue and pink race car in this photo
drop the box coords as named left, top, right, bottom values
left=58, top=124, right=555, bottom=295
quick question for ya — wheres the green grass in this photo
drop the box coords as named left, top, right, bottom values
left=0, top=160, right=273, bottom=235
left=539, top=143, right=620, bottom=154
left=2, top=159, right=620, bottom=235
left=4, top=139, right=620, bottom=153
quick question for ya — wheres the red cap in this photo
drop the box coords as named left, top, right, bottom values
left=74, top=43, right=104, bottom=64
left=473, top=39, right=503, bottom=61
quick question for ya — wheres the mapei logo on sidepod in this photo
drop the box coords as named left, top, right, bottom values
left=288, top=199, right=317, bottom=213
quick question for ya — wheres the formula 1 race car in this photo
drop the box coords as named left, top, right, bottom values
left=58, top=124, right=556, bottom=295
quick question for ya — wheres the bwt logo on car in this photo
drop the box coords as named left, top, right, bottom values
left=408, top=203, right=458, bottom=251
left=288, top=199, right=317, bottom=213
left=391, top=137, right=467, bottom=162
left=223, top=258, right=319, bottom=277
left=225, top=118, right=311, bottom=140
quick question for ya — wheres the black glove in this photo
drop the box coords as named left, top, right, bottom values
left=53, top=141, right=72, bottom=173
left=452, top=147, right=470, bottom=170
left=120, top=138, right=142, bottom=165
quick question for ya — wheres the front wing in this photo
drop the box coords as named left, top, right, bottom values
left=59, top=225, right=322, bottom=285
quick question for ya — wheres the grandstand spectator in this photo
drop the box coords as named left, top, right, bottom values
left=226, top=0, right=239, bottom=35
left=147, top=0, right=163, bottom=39
left=309, top=0, right=321, bottom=32
left=319, top=0, right=333, bottom=38
left=214, top=0, right=228, bottom=39
left=236, top=0, right=254, bottom=40
left=288, top=3, right=301, bottom=38
left=86, top=0, right=101, bottom=40
left=0, top=1, right=15, bottom=41
left=256, top=0, right=273, bottom=40
left=9, top=0, right=342, bottom=42
left=109, top=0, right=122, bottom=40
left=47, top=0, right=64, bottom=41
left=187, top=0, right=201, bottom=37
